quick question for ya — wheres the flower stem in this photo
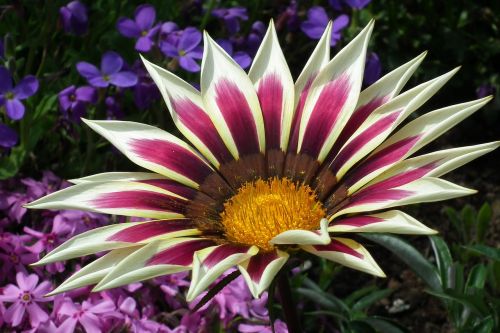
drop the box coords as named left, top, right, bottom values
left=276, top=271, right=301, bottom=333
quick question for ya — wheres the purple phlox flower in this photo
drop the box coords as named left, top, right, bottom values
left=132, top=61, right=160, bottom=109
left=0, top=236, right=38, bottom=278
left=0, top=67, right=39, bottom=120
left=23, top=216, right=73, bottom=260
left=0, top=272, right=52, bottom=328
left=115, top=296, right=167, bottom=332
left=105, top=96, right=124, bottom=120
left=117, top=4, right=160, bottom=52
left=212, top=275, right=253, bottom=324
left=217, top=39, right=252, bottom=69
left=329, top=0, right=372, bottom=10
left=239, top=319, right=288, bottom=333
left=77, top=51, right=138, bottom=88
left=53, top=210, right=108, bottom=235
left=59, top=0, right=89, bottom=35
left=2, top=191, right=29, bottom=222
left=363, top=52, right=382, bottom=87
left=476, top=83, right=496, bottom=99
left=301, top=7, right=350, bottom=46
left=58, top=85, right=97, bottom=122
left=246, top=21, right=266, bottom=56
left=212, top=7, right=248, bottom=35
left=161, top=27, right=203, bottom=73
left=56, top=298, right=119, bottom=332
left=0, top=122, right=18, bottom=149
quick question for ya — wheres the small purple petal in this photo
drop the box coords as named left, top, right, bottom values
left=13, top=76, right=39, bottom=99
left=101, top=51, right=124, bottom=75
left=75, top=86, right=97, bottom=103
left=88, top=76, right=109, bottom=88
left=332, top=14, right=350, bottom=32
left=116, top=18, right=141, bottom=38
left=160, top=42, right=179, bottom=58
left=0, top=67, right=13, bottom=92
left=5, top=99, right=25, bottom=120
left=135, top=36, right=153, bottom=52
left=179, top=56, right=200, bottom=73
left=217, top=39, right=233, bottom=54
left=135, top=4, right=156, bottom=31
left=363, top=52, right=382, bottom=86
left=187, top=46, right=203, bottom=60
left=0, top=123, right=18, bottom=148
left=109, top=71, right=138, bottom=87
left=178, top=28, right=202, bottom=53
left=76, top=62, right=100, bottom=80
left=233, top=51, right=252, bottom=69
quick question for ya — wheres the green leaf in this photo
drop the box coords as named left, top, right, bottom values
left=444, top=207, right=464, bottom=240
left=352, top=289, right=393, bottom=312
left=358, top=317, right=408, bottom=333
left=463, top=245, right=500, bottom=261
left=344, top=285, right=378, bottom=307
left=0, top=146, right=25, bottom=180
left=472, top=316, right=494, bottom=333
left=425, top=288, right=488, bottom=315
left=361, top=234, right=442, bottom=291
left=465, top=264, right=487, bottom=293
left=297, top=286, right=350, bottom=318
left=476, top=203, right=492, bottom=243
left=429, top=236, right=453, bottom=288
left=461, top=205, right=476, bottom=242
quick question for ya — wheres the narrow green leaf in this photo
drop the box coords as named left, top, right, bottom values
left=359, top=317, right=408, bottom=333
left=352, top=289, right=393, bottom=312
left=461, top=205, right=476, bottom=242
left=476, top=203, right=492, bottom=243
left=444, top=207, right=464, bottom=240
left=429, top=236, right=453, bottom=288
left=463, top=245, right=500, bottom=262
left=361, top=234, right=442, bottom=291
left=297, top=287, right=350, bottom=318
left=465, top=264, right=487, bottom=293
left=344, top=285, right=378, bottom=307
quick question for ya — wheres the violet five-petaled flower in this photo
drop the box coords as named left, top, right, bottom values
left=117, top=4, right=160, bottom=52
left=59, top=0, right=89, bottom=35
left=301, top=6, right=349, bottom=46
left=58, top=85, right=97, bottom=122
left=161, top=27, right=203, bottom=72
left=56, top=298, right=118, bottom=332
left=0, top=272, right=52, bottom=328
left=0, top=122, right=18, bottom=148
left=76, top=51, right=138, bottom=88
left=0, top=67, right=39, bottom=120
left=212, top=7, right=249, bottom=35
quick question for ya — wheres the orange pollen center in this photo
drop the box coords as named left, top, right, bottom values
left=220, top=178, right=325, bottom=251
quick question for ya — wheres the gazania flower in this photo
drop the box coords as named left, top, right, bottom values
left=27, top=21, right=498, bottom=301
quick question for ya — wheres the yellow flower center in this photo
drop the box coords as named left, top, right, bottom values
left=220, top=178, right=325, bottom=251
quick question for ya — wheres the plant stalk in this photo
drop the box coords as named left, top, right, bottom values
left=276, top=271, right=301, bottom=333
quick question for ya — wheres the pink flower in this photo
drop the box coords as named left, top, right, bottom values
left=56, top=298, right=119, bottom=332
left=0, top=272, right=52, bottom=328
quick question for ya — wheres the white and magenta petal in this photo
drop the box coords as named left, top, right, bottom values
left=297, top=20, right=374, bottom=162
left=302, top=237, right=385, bottom=277
left=47, top=246, right=142, bottom=296
left=25, top=181, right=195, bottom=219
left=94, top=238, right=214, bottom=291
left=345, top=96, right=491, bottom=193
left=270, top=218, right=330, bottom=246
left=329, top=210, right=436, bottom=234
left=333, top=177, right=476, bottom=219
left=201, top=33, right=265, bottom=158
left=288, top=21, right=332, bottom=152
left=238, top=250, right=289, bottom=298
left=248, top=20, right=294, bottom=151
left=33, top=219, right=199, bottom=265
left=82, top=119, right=215, bottom=188
left=69, top=171, right=168, bottom=184
left=141, top=56, right=233, bottom=168
left=186, top=244, right=258, bottom=301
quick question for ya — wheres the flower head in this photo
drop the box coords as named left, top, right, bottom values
left=0, top=67, right=39, bottom=120
left=58, top=85, right=97, bottom=122
left=59, top=0, right=88, bottom=35
left=76, top=51, right=138, bottom=88
left=117, top=4, right=160, bottom=52
left=27, top=21, right=498, bottom=303
left=0, top=272, right=51, bottom=328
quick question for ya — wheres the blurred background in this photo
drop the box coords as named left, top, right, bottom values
left=0, top=1, right=498, bottom=332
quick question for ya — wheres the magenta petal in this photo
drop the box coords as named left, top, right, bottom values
left=5, top=98, right=25, bottom=120
left=246, top=252, right=278, bottom=283
left=116, top=17, right=141, bottom=38
left=5, top=302, right=25, bottom=327
left=257, top=74, right=284, bottom=150
left=333, top=215, right=385, bottom=227
left=16, top=272, right=38, bottom=290
left=89, top=300, right=115, bottom=314
left=203, top=244, right=249, bottom=269
left=107, top=219, right=194, bottom=243
left=314, top=240, right=364, bottom=259
left=147, top=239, right=214, bottom=266
left=58, top=318, right=78, bottom=332
left=0, top=285, right=21, bottom=301
left=80, top=313, right=101, bottom=333
left=214, top=79, right=260, bottom=155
